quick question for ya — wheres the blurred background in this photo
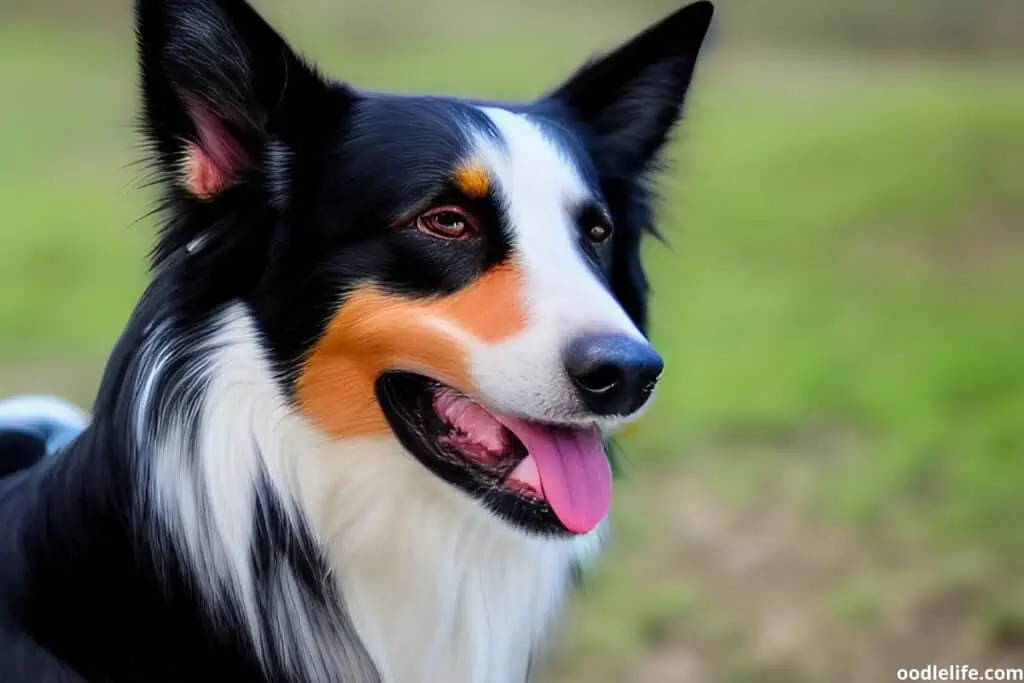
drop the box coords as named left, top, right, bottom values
left=1, top=0, right=1022, bottom=680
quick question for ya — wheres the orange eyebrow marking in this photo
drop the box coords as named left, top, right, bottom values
left=452, top=163, right=490, bottom=198
left=296, top=263, right=528, bottom=440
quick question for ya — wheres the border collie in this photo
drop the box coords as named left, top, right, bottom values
left=0, top=0, right=713, bottom=680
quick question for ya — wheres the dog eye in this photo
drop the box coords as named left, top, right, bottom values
left=416, top=207, right=477, bottom=240
left=586, top=223, right=612, bottom=244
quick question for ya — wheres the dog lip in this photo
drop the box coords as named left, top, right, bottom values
left=375, top=370, right=611, bottom=535
left=375, top=371, right=544, bottom=506
left=377, top=368, right=598, bottom=432
left=375, top=370, right=524, bottom=467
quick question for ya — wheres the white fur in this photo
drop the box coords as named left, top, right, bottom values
left=137, top=306, right=603, bottom=683
left=467, top=108, right=650, bottom=424
left=141, top=316, right=266, bottom=656
left=295, top=436, right=603, bottom=683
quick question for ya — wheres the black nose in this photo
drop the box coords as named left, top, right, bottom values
left=564, top=334, right=664, bottom=416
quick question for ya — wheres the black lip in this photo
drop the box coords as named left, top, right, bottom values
left=374, top=371, right=574, bottom=536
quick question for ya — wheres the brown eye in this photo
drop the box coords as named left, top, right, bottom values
left=416, top=207, right=477, bottom=240
left=586, top=223, right=612, bottom=243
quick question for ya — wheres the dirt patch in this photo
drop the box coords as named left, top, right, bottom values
left=542, top=433, right=1024, bottom=683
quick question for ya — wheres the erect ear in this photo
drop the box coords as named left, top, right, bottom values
left=543, top=1, right=714, bottom=177
left=135, top=0, right=340, bottom=202
left=543, top=2, right=714, bottom=336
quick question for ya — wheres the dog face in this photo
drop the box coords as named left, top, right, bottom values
left=137, top=0, right=713, bottom=536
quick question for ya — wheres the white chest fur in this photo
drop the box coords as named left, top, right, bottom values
left=295, top=437, right=605, bottom=683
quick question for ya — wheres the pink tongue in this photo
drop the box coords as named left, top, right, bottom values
left=496, top=416, right=612, bottom=534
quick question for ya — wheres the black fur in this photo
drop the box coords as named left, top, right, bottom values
left=0, top=433, right=46, bottom=479
left=0, top=0, right=713, bottom=680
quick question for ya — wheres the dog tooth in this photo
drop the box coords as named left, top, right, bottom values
left=507, top=454, right=541, bottom=493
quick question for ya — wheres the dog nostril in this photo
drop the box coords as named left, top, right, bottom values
left=564, top=334, right=664, bottom=416
left=572, top=363, right=623, bottom=395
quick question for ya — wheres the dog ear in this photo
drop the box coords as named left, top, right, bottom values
left=543, top=1, right=714, bottom=178
left=543, top=2, right=714, bottom=335
left=135, top=0, right=343, bottom=202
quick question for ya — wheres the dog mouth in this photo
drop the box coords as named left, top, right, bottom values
left=375, top=371, right=611, bottom=535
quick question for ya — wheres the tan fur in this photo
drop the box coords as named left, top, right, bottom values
left=452, top=163, right=490, bottom=199
left=297, top=263, right=528, bottom=438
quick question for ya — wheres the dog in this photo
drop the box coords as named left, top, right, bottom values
left=0, top=0, right=713, bottom=680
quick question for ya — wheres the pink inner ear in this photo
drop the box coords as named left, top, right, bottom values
left=183, top=143, right=226, bottom=200
left=181, top=96, right=249, bottom=199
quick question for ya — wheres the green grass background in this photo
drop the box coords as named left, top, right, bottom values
left=1, top=2, right=1023, bottom=680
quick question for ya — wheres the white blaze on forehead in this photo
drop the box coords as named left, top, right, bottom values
left=472, top=108, right=590, bottom=304
left=465, top=106, right=645, bottom=423
left=472, top=107, right=640, bottom=335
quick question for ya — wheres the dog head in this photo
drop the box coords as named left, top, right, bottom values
left=136, top=0, right=713, bottom=536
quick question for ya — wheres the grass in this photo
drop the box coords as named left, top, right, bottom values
left=1, top=9, right=1023, bottom=681
left=644, top=69, right=1024, bottom=549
